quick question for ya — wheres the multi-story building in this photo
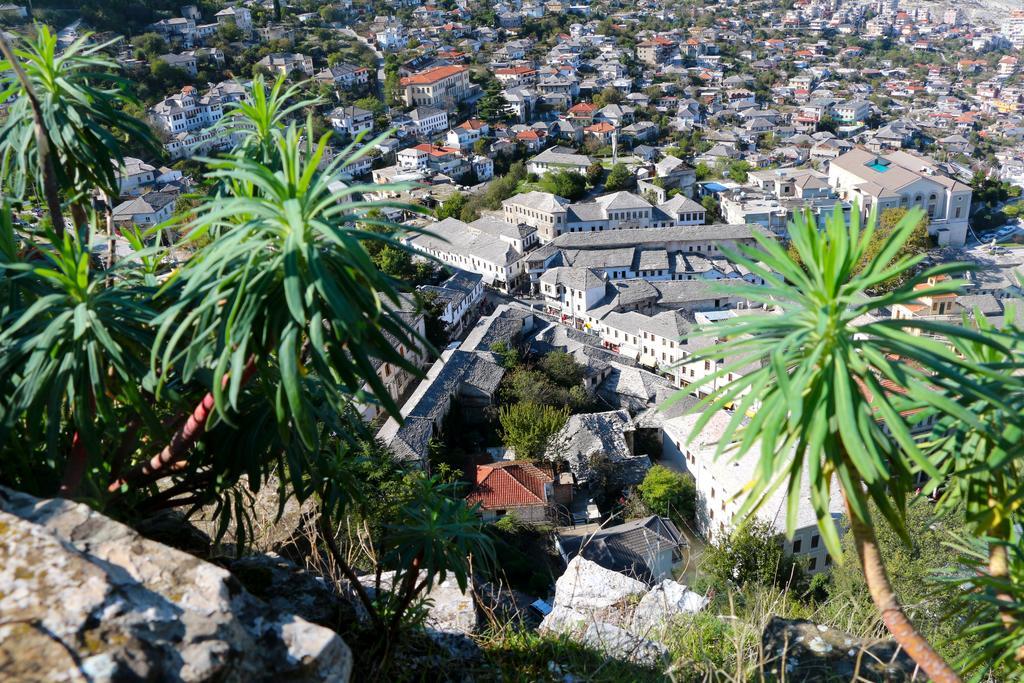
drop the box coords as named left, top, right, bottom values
left=214, top=6, right=252, bottom=33
left=115, top=157, right=157, bottom=196
left=149, top=85, right=224, bottom=135
left=396, top=144, right=467, bottom=177
left=408, top=106, right=449, bottom=137
left=400, top=65, right=472, bottom=109
left=257, top=53, right=315, bottom=78
left=503, top=190, right=698, bottom=243
left=150, top=82, right=247, bottom=159
left=828, top=147, right=972, bottom=246
left=525, top=146, right=594, bottom=177
left=327, top=106, right=374, bottom=138
left=833, top=99, right=871, bottom=124
left=662, top=409, right=845, bottom=574
left=404, top=216, right=530, bottom=292
left=446, top=119, right=489, bottom=150
left=314, top=63, right=370, bottom=89
left=1002, top=9, right=1024, bottom=50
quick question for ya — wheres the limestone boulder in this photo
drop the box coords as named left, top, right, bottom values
left=630, top=579, right=709, bottom=638
left=0, top=487, right=352, bottom=683
left=761, top=617, right=922, bottom=682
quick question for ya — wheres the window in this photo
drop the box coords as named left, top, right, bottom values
left=808, top=557, right=817, bottom=570
left=811, top=534, right=819, bottom=549
left=792, top=539, right=802, bottom=553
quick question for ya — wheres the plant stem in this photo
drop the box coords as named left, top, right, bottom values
left=844, top=496, right=961, bottom=682
left=107, top=358, right=257, bottom=492
left=0, top=32, right=67, bottom=240
left=319, top=512, right=384, bottom=630
left=57, top=432, right=87, bottom=498
left=988, top=543, right=1024, bottom=663
left=387, top=551, right=424, bottom=638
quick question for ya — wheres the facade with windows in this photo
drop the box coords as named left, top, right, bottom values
left=662, top=410, right=845, bottom=574
left=828, top=147, right=972, bottom=246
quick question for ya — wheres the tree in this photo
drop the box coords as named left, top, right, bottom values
left=926, top=311, right=1024, bottom=674
left=133, top=32, right=167, bottom=57
left=726, top=160, right=750, bottom=184
left=435, top=192, right=467, bottom=220
left=539, top=351, right=583, bottom=387
left=592, top=86, right=622, bottom=107
left=682, top=206, right=994, bottom=680
left=694, top=162, right=712, bottom=181
left=702, top=520, right=805, bottom=592
left=604, top=163, right=633, bottom=192
left=816, top=113, right=838, bottom=134
left=585, top=161, right=604, bottom=187
left=637, top=465, right=696, bottom=527
left=0, top=56, right=495, bottom=675
left=499, top=402, right=569, bottom=460
left=540, top=170, right=587, bottom=200
left=477, top=80, right=511, bottom=123
left=824, top=499, right=973, bottom=663
left=701, top=195, right=722, bottom=223
left=415, top=289, right=449, bottom=350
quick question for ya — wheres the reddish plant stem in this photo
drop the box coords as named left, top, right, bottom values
left=844, top=494, right=961, bottom=682
left=108, top=358, right=257, bottom=492
left=57, top=432, right=88, bottom=498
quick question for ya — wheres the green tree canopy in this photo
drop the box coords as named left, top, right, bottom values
left=637, top=465, right=696, bottom=527
left=499, top=402, right=569, bottom=460
left=604, top=163, right=633, bottom=192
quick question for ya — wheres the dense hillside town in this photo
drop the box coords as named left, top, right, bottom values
left=2, top=0, right=1024, bottom=680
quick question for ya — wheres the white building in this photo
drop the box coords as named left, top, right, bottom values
left=503, top=190, right=702, bottom=242
left=661, top=409, right=845, bottom=574
left=214, top=6, right=252, bottom=33
left=828, top=147, right=972, bottom=246
left=525, top=145, right=594, bottom=177
left=149, top=85, right=224, bottom=135
left=408, top=106, right=449, bottom=137
left=405, top=217, right=529, bottom=292
left=328, top=106, right=374, bottom=137
left=115, top=157, right=157, bottom=196
left=1002, top=10, right=1024, bottom=49
left=257, top=53, right=315, bottom=78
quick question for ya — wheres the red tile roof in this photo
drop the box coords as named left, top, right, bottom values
left=466, top=462, right=552, bottom=509
left=400, top=65, right=467, bottom=86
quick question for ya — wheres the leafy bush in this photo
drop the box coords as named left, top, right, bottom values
left=701, top=520, right=805, bottom=593
left=637, top=465, right=696, bottom=527
left=499, top=402, right=569, bottom=460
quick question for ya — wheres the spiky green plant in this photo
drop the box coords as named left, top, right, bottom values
left=677, top=206, right=1006, bottom=681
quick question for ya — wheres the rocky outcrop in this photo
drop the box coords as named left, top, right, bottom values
left=761, top=618, right=922, bottom=682
left=539, top=556, right=706, bottom=666
left=361, top=571, right=482, bottom=660
left=0, top=487, right=352, bottom=683
left=631, top=579, right=710, bottom=639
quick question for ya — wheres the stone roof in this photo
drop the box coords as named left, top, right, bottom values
left=551, top=223, right=764, bottom=249
left=557, top=516, right=685, bottom=584
left=545, top=410, right=648, bottom=485
left=540, top=266, right=607, bottom=291
left=638, top=310, right=692, bottom=341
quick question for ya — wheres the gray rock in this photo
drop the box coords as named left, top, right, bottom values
left=361, top=571, right=481, bottom=660
left=580, top=621, right=669, bottom=668
left=630, top=579, right=708, bottom=638
left=551, top=556, right=648, bottom=613
left=761, top=617, right=923, bottom=682
left=230, top=553, right=356, bottom=629
left=0, top=487, right=352, bottom=683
